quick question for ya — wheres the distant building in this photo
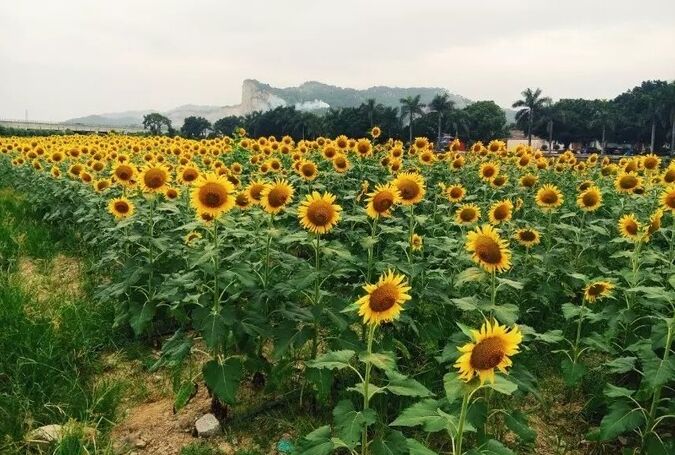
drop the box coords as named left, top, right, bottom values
left=506, top=129, right=549, bottom=151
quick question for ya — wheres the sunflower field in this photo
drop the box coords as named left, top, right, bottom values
left=1, top=131, right=674, bottom=455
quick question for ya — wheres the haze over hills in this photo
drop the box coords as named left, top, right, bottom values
left=65, top=79, right=511, bottom=128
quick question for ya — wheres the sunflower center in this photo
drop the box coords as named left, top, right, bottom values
left=540, top=190, right=558, bottom=204
left=587, top=283, right=605, bottom=297
left=183, top=169, right=198, bottom=182
left=450, top=188, right=462, bottom=199
left=116, top=166, right=132, bottom=180
left=199, top=183, right=227, bottom=208
left=519, top=230, right=535, bottom=241
left=369, top=283, right=398, bottom=313
left=301, top=164, right=316, bottom=177
left=482, top=167, right=495, bottom=178
left=460, top=208, right=476, bottom=222
left=625, top=221, right=638, bottom=235
left=397, top=179, right=419, bottom=200
left=250, top=184, right=264, bottom=201
left=236, top=193, right=248, bottom=207
left=144, top=169, right=166, bottom=189
left=664, top=170, right=675, bottom=183
left=373, top=192, right=394, bottom=212
left=470, top=336, right=506, bottom=370
left=268, top=187, right=289, bottom=208
left=307, top=201, right=333, bottom=226
left=114, top=201, right=130, bottom=214
left=582, top=192, right=598, bottom=207
left=665, top=193, right=675, bottom=209
left=620, top=175, right=638, bottom=189
left=493, top=204, right=509, bottom=220
left=474, top=236, right=503, bottom=265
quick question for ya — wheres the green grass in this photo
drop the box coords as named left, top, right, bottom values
left=0, top=187, right=124, bottom=454
left=180, top=441, right=225, bottom=455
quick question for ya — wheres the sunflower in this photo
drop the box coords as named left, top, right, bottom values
left=370, top=126, right=381, bottom=139
left=410, top=233, right=423, bottom=251
left=234, top=191, right=251, bottom=209
left=298, top=192, right=341, bottom=234
left=393, top=172, right=426, bottom=206
left=491, top=175, right=508, bottom=188
left=261, top=179, right=295, bottom=214
left=488, top=200, right=514, bottom=225
left=660, top=185, right=675, bottom=213
left=177, top=165, right=201, bottom=185
left=618, top=214, right=641, bottom=241
left=333, top=154, right=350, bottom=173
left=479, top=162, right=499, bottom=181
left=165, top=187, right=180, bottom=200
left=514, top=228, right=541, bottom=248
left=246, top=179, right=267, bottom=205
left=139, top=164, right=170, bottom=193
left=614, top=172, right=642, bottom=194
left=465, top=225, right=512, bottom=273
left=355, top=138, right=373, bottom=158
left=445, top=184, right=466, bottom=203
left=94, top=179, right=111, bottom=193
left=184, top=230, right=202, bottom=246
left=455, top=204, right=481, bottom=225
left=455, top=320, right=522, bottom=384
left=365, top=183, right=401, bottom=219
left=356, top=270, right=412, bottom=326
left=191, top=173, right=236, bottom=220
left=519, top=174, right=538, bottom=188
left=645, top=208, right=664, bottom=238
left=583, top=281, right=614, bottom=303
left=112, top=163, right=137, bottom=186
left=535, top=184, right=564, bottom=211
left=298, top=160, right=318, bottom=181
left=107, top=197, right=135, bottom=219
left=577, top=187, right=603, bottom=212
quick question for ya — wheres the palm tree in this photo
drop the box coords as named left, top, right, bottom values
left=589, top=100, right=615, bottom=153
left=399, top=95, right=426, bottom=145
left=429, top=94, right=455, bottom=150
left=512, top=88, right=551, bottom=146
left=363, top=98, right=378, bottom=127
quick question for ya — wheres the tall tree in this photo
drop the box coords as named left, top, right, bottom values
left=658, top=82, right=675, bottom=156
left=589, top=100, right=616, bottom=152
left=213, top=116, right=241, bottom=137
left=399, top=95, right=426, bottom=145
left=142, top=113, right=172, bottom=135
left=429, top=94, right=455, bottom=149
left=180, top=116, right=211, bottom=139
left=512, top=88, right=552, bottom=145
left=463, top=101, right=508, bottom=141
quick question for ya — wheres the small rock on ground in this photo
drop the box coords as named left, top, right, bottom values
left=194, top=413, right=221, bottom=437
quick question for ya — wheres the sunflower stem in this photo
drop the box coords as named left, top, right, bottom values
left=147, top=196, right=155, bottom=297
left=641, top=316, right=673, bottom=454
left=311, top=233, right=321, bottom=359
left=669, top=216, right=675, bottom=273
left=455, top=386, right=478, bottom=455
left=408, top=205, right=415, bottom=264
left=367, top=218, right=378, bottom=282
left=545, top=210, right=554, bottom=253
left=361, top=324, right=376, bottom=455
left=263, top=214, right=274, bottom=288
left=572, top=299, right=585, bottom=364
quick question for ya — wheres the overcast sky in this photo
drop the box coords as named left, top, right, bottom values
left=1, top=0, right=674, bottom=121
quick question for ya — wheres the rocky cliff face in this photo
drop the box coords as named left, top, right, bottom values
left=65, top=79, right=475, bottom=127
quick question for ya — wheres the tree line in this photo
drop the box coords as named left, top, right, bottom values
left=144, top=79, right=675, bottom=153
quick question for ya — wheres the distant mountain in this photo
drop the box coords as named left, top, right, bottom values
left=65, top=79, right=513, bottom=127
